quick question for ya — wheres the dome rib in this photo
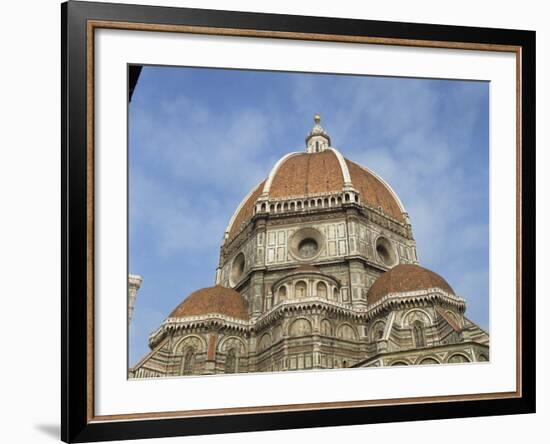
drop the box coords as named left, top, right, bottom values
left=169, top=285, right=249, bottom=320
left=262, top=152, right=301, bottom=195
left=368, top=264, right=455, bottom=306
left=225, top=180, right=265, bottom=240
left=346, top=159, right=405, bottom=221
left=327, top=148, right=352, bottom=185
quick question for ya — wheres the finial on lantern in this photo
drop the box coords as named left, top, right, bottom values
left=305, top=114, right=331, bottom=153
left=314, top=113, right=321, bottom=125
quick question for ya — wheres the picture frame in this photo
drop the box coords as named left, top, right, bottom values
left=61, top=1, right=536, bottom=442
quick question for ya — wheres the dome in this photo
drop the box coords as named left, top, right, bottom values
left=368, top=264, right=455, bottom=306
left=169, top=285, right=249, bottom=320
left=226, top=150, right=405, bottom=240
left=224, top=116, right=407, bottom=241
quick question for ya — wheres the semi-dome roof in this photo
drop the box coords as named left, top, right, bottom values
left=169, top=285, right=249, bottom=320
left=368, top=264, right=455, bottom=306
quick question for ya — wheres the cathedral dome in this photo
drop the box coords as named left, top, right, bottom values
left=368, top=264, right=455, bottom=306
left=169, top=285, right=249, bottom=320
left=225, top=116, right=406, bottom=240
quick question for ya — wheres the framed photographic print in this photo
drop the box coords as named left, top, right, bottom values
left=61, top=1, right=536, bottom=442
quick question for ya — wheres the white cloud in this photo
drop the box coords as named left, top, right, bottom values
left=132, top=98, right=273, bottom=190
left=130, top=168, right=228, bottom=255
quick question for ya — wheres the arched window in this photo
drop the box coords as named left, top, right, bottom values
left=225, top=348, right=237, bottom=373
left=372, top=321, right=385, bottom=341
left=337, top=323, right=358, bottom=341
left=182, top=347, right=195, bottom=375
left=289, top=318, right=312, bottom=337
left=418, top=357, right=439, bottom=365
left=448, top=354, right=470, bottom=364
left=412, top=320, right=426, bottom=347
left=277, top=286, right=287, bottom=303
left=321, top=319, right=332, bottom=336
left=316, top=282, right=327, bottom=298
left=259, top=333, right=272, bottom=351
left=295, top=281, right=307, bottom=298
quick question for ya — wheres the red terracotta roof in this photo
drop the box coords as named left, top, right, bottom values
left=226, top=149, right=405, bottom=242
left=169, top=285, right=249, bottom=320
left=368, top=264, right=454, bottom=306
left=345, top=159, right=404, bottom=221
left=269, top=151, right=345, bottom=198
left=227, top=180, right=265, bottom=239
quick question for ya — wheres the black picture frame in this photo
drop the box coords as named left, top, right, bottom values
left=61, top=1, right=536, bottom=442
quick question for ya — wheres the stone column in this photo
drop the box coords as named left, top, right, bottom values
left=312, top=314, right=322, bottom=369
left=203, top=333, right=218, bottom=375
left=128, top=274, right=143, bottom=324
left=250, top=270, right=265, bottom=319
left=254, top=217, right=267, bottom=268
left=348, top=259, right=367, bottom=308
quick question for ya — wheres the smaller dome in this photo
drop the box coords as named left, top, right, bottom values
left=169, top=285, right=249, bottom=320
left=368, top=264, right=454, bottom=306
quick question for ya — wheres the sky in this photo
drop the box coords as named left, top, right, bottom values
left=128, top=65, right=489, bottom=366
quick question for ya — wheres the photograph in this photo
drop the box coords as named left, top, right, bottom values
left=57, top=1, right=536, bottom=441
left=127, top=66, right=490, bottom=378
left=0, top=0, right=542, bottom=441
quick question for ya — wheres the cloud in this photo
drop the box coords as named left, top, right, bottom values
left=130, top=169, right=228, bottom=255
left=131, top=96, right=272, bottom=195
left=129, top=306, right=166, bottom=366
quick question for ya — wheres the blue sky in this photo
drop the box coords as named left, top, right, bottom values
left=129, top=66, right=489, bottom=366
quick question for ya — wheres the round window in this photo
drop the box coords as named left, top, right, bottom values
left=298, top=238, right=318, bottom=258
left=230, top=252, right=245, bottom=287
left=375, top=236, right=396, bottom=266
left=289, top=227, right=324, bottom=261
